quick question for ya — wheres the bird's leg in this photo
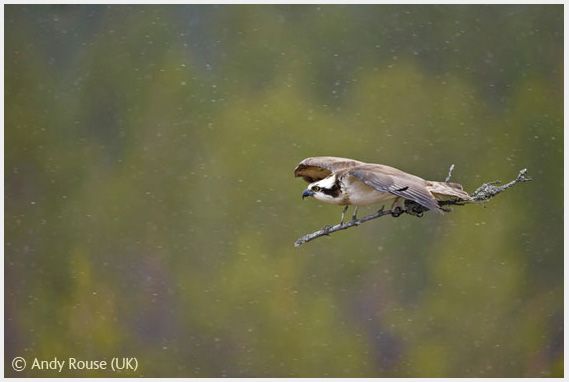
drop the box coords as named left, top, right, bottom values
left=339, top=205, right=349, bottom=225
left=351, top=206, right=359, bottom=221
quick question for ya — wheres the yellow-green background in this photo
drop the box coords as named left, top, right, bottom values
left=5, top=5, right=563, bottom=377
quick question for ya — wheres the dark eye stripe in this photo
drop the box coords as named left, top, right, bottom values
left=321, top=181, right=341, bottom=197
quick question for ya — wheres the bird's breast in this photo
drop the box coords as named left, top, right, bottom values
left=343, top=177, right=397, bottom=206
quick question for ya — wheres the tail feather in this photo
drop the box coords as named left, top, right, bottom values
left=426, top=181, right=472, bottom=202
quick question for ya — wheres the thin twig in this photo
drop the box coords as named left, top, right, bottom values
left=445, top=164, right=455, bottom=182
left=294, top=167, right=532, bottom=247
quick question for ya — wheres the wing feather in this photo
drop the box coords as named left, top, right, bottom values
left=294, top=156, right=364, bottom=183
left=348, top=165, right=442, bottom=212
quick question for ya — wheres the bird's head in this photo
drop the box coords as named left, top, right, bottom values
left=302, top=175, right=342, bottom=203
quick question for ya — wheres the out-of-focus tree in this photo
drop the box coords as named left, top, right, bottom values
left=5, top=5, right=562, bottom=377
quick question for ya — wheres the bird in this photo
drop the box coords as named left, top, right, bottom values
left=294, top=156, right=472, bottom=224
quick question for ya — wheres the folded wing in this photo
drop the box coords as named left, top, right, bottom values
left=348, top=164, right=442, bottom=213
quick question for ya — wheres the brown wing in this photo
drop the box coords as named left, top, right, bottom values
left=348, top=164, right=442, bottom=213
left=294, top=156, right=365, bottom=183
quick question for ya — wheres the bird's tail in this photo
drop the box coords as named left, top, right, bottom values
left=426, top=181, right=472, bottom=202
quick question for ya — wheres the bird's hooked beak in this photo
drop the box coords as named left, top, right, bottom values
left=302, top=189, right=315, bottom=199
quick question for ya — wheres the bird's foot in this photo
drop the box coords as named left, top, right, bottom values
left=350, top=214, right=359, bottom=224
left=350, top=207, right=359, bottom=222
left=391, top=206, right=404, bottom=217
left=405, top=203, right=425, bottom=218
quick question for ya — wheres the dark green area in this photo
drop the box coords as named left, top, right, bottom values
left=5, top=5, right=563, bottom=377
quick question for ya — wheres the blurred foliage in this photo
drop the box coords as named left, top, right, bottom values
left=5, top=5, right=563, bottom=377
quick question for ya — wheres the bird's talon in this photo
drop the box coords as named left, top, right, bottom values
left=391, top=206, right=403, bottom=217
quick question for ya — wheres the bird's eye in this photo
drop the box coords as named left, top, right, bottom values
left=312, top=186, right=321, bottom=192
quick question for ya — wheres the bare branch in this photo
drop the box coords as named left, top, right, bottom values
left=294, top=207, right=394, bottom=247
left=294, top=168, right=532, bottom=247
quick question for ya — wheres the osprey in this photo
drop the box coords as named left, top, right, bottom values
left=294, top=156, right=471, bottom=223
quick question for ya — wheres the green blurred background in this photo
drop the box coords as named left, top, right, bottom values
left=5, top=5, right=563, bottom=377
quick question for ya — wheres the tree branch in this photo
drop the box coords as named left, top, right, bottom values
left=294, top=167, right=532, bottom=247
